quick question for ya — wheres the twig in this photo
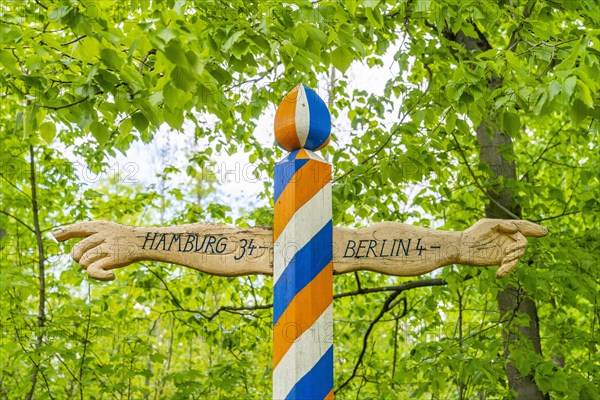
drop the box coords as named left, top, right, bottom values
left=533, top=210, right=582, bottom=222
left=0, top=209, right=35, bottom=233
left=145, top=267, right=184, bottom=310
left=158, top=278, right=453, bottom=322
left=61, top=35, right=87, bottom=46
left=78, top=304, right=92, bottom=399
left=520, top=122, right=567, bottom=181
left=0, top=172, right=32, bottom=200
left=354, top=271, right=362, bottom=292
left=41, top=92, right=103, bottom=110
left=334, top=278, right=447, bottom=299
left=35, top=0, right=47, bottom=9
left=161, top=303, right=272, bottom=322
left=138, top=49, right=156, bottom=74
left=539, top=157, right=582, bottom=169
left=448, top=129, right=521, bottom=219
left=336, top=292, right=407, bottom=393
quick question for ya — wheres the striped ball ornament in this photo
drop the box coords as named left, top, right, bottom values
left=274, top=84, right=331, bottom=152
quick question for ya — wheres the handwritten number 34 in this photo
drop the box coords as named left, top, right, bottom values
left=235, top=239, right=257, bottom=260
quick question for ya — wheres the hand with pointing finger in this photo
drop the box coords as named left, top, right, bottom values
left=459, top=219, right=548, bottom=278
left=53, top=221, right=141, bottom=281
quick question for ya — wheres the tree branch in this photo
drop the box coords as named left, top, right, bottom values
left=336, top=292, right=407, bottom=393
left=61, top=35, right=87, bottom=46
left=41, top=92, right=103, bottom=110
left=0, top=209, right=35, bottom=233
left=138, top=49, right=156, bottom=74
left=448, top=128, right=521, bottom=219
left=334, top=278, right=447, bottom=299
left=155, top=278, right=455, bottom=326
left=0, top=171, right=32, bottom=200
left=145, top=266, right=185, bottom=310
left=533, top=210, right=583, bottom=222
left=35, top=0, right=47, bottom=10
left=520, top=122, right=567, bottom=181
left=161, top=303, right=272, bottom=322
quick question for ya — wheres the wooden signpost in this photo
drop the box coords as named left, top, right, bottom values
left=273, top=84, right=334, bottom=399
left=53, top=84, right=548, bottom=400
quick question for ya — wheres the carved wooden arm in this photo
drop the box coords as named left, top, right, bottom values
left=52, top=219, right=547, bottom=281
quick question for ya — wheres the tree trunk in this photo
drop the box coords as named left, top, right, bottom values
left=476, top=122, right=548, bottom=400
left=24, top=146, right=46, bottom=400
left=442, top=17, right=549, bottom=398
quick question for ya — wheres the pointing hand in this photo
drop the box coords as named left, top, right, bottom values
left=53, top=221, right=139, bottom=281
left=459, top=219, right=548, bottom=278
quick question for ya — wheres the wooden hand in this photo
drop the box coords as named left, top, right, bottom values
left=53, top=221, right=139, bottom=280
left=459, top=219, right=548, bottom=277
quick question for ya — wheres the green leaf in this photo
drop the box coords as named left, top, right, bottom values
left=25, top=107, right=40, bottom=136
left=477, top=49, right=498, bottom=60
left=48, top=6, right=72, bottom=22
left=563, top=76, right=577, bottom=99
left=331, top=46, right=353, bottom=73
left=456, top=118, right=470, bottom=134
left=131, top=112, right=148, bottom=132
left=137, top=99, right=161, bottom=127
left=163, top=107, right=184, bottom=130
left=580, top=383, right=600, bottom=400
left=0, top=49, right=21, bottom=74
left=156, top=27, right=176, bottom=43
left=223, top=31, right=245, bottom=51
left=445, top=113, right=457, bottom=134
left=164, top=41, right=188, bottom=67
left=571, top=99, right=589, bottom=126
left=307, top=26, right=327, bottom=45
left=460, top=22, right=479, bottom=39
left=576, top=81, right=594, bottom=107
left=100, top=48, right=123, bottom=70
left=163, top=83, right=180, bottom=110
left=89, top=121, right=109, bottom=145
left=171, top=66, right=195, bottom=90
left=39, top=122, right=56, bottom=143
left=231, top=40, right=249, bottom=59
left=503, top=112, right=521, bottom=134
left=505, top=51, right=523, bottom=69
left=548, top=80, right=561, bottom=100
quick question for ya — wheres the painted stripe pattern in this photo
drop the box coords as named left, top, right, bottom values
left=273, top=148, right=333, bottom=400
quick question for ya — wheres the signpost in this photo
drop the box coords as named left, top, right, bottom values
left=53, top=85, right=548, bottom=399
left=273, top=84, right=334, bottom=399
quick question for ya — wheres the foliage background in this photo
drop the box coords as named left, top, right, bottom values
left=1, top=0, right=598, bottom=399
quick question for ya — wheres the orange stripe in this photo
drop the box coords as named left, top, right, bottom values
left=273, top=261, right=333, bottom=368
left=274, top=160, right=331, bottom=242
left=274, top=86, right=300, bottom=151
left=324, top=389, right=334, bottom=400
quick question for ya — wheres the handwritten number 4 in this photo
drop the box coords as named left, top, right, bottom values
left=247, top=239, right=256, bottom=255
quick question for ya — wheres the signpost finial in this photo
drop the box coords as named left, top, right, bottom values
left=274, top=83, right=331, bottom=152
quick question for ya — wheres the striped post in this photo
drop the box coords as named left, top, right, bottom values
left=272, top=84, right=334, bottom=400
